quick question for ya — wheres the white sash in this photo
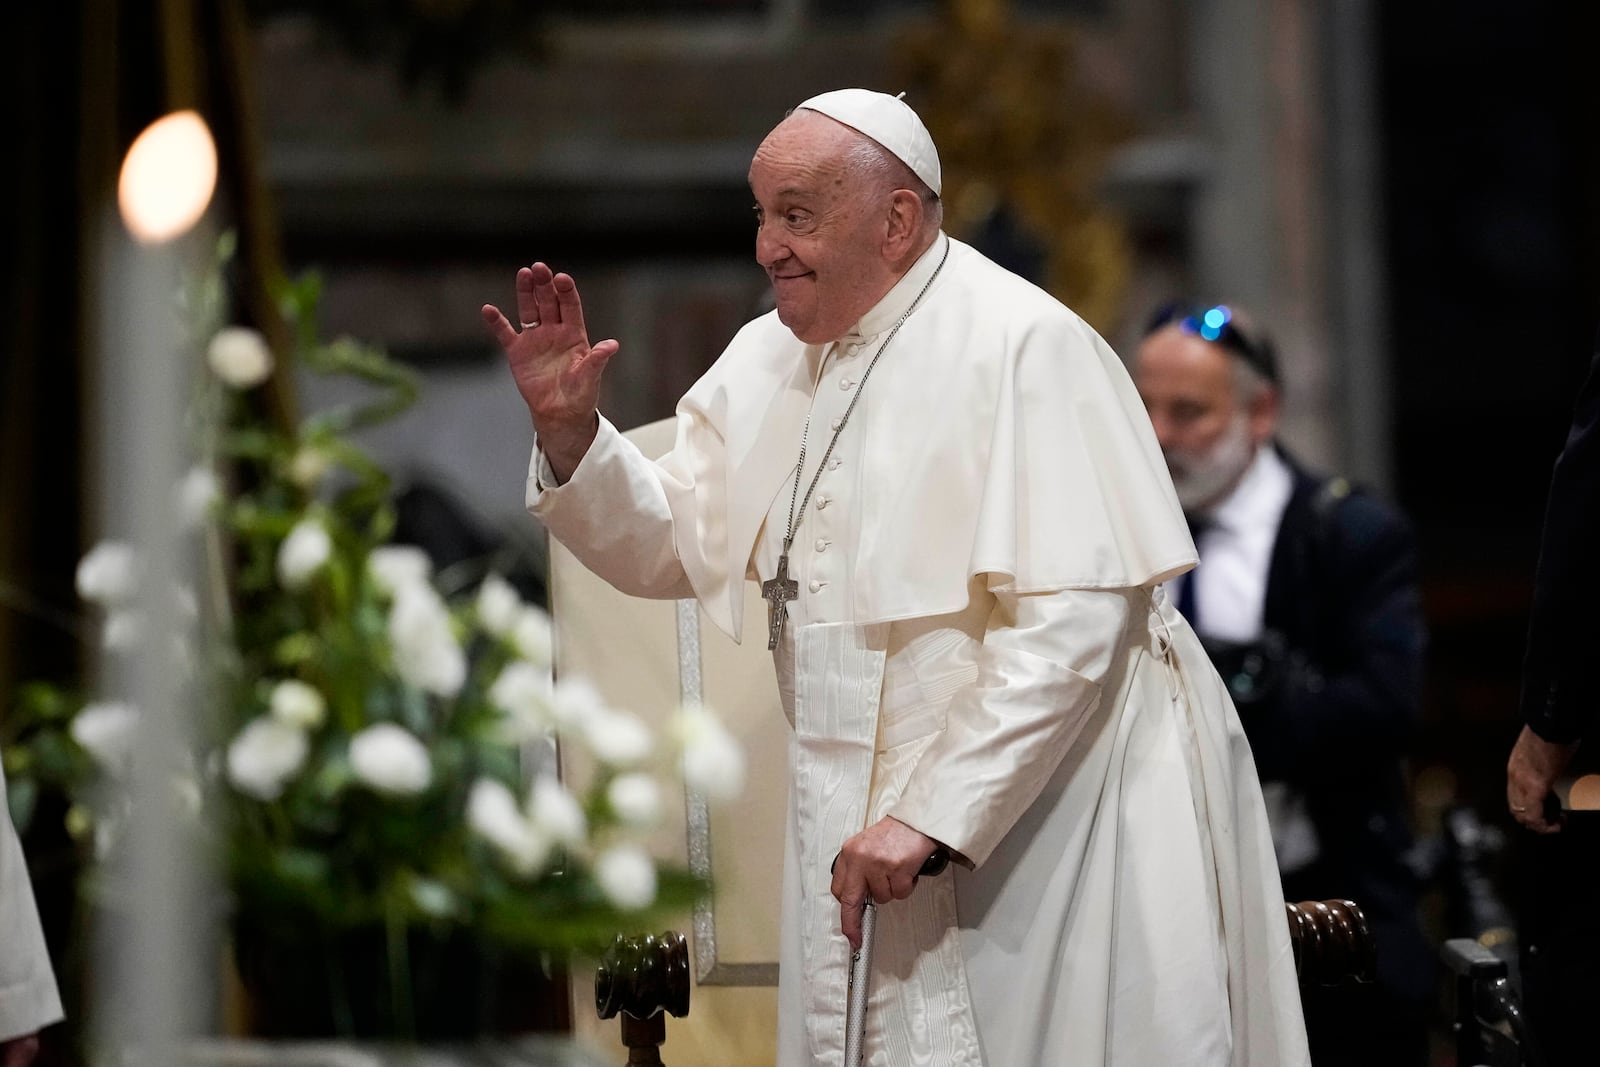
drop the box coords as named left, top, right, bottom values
left=789, top=621, right=984, bottom=1066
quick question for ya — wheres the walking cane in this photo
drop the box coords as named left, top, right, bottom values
left=841, top=847, right=951, bottom=1066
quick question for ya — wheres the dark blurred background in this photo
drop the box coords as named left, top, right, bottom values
left=4, top=0, right=1598, bottom=1062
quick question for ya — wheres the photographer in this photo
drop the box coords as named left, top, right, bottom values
left=1133, top=303, right=1433, bottom=1066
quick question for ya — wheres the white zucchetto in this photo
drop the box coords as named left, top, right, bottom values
left=796, top=88, right=942, bottom=197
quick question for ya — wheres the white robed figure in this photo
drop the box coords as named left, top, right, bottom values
left=484, top=89, right=1309, bottom=1066
left=0, top=761, right=64, bottom=1065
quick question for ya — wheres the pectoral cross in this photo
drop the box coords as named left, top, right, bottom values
left=762, top=552, right=798, bottom=650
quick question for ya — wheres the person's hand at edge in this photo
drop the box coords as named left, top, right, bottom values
left=1507, top=725, right=1580, bottom=833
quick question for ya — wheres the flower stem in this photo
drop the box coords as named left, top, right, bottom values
left=325, top=934, right=354, bottom=1037
left=385, top=897, right=415, bottom=1040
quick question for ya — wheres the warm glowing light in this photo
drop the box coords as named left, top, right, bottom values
left=1570, top=774, right=1600, bottom=811
left=117, top=111, right=218, bottom=244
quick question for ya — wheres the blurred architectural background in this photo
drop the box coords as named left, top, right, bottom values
left=4, top=0, right=1598, bottom=1061
left=251, top=0, right=1600, bottom=823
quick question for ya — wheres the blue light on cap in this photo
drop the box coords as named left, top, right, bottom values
left=1198, top=305, right=1231, bottom=341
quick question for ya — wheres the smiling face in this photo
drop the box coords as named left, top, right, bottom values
left=747, top=111, right=908, bottom=345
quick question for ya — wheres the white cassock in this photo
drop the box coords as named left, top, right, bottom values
left=530, top=235, right=1309, bottom=1066
left=0, top=762, right=64, bottom=1043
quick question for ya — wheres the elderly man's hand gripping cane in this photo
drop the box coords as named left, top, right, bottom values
left=832, top=817, right=951, bottom=1065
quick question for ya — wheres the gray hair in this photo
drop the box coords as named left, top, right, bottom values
left=1230, top=356, right=1274, bottom=404
left=842, top=135, right=943, bottom=229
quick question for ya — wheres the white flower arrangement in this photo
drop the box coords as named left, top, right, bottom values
left=474, top=574, right=522, bottom=638
left=68, top=701, right=141, bottom=773
left=674, top=700, right=748, bottom=800
left=227, top=717, right=311, bottom=801
left=268, top=678, right=326, bottom=729
left=595, top=844, right=658, bottom=912
left=275, top=517, right=332, bottom=591
left=74, top=540, right=139, bottom=606
left=606, top=773, right=663, bottom=830
left=348, top=723, right=433, bottom=796
left=205, top=325, right=274, bottom=388
left=3, top=236, right=739, bottom=1024
left=366, top=544, right=433, bottom=595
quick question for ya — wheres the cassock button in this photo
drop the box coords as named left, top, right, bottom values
left=814, top=538, right=828, bottom=552
left=830, top=417, right=843, bottom=431
left=808, top=579, right=823, bottom=593
left=828, top=457, right=842, bottom=470
left=816, top=495, right=830, bottom=509
left=839, top=378, right=855, bottom=391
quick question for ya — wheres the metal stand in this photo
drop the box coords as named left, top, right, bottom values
left=1442, top=937, right=1542, bottom=1067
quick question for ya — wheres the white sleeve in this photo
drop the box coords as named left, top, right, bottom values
left=526, top=416, right=696, bottom=602
left=887, top=586, right=1132, bottom=868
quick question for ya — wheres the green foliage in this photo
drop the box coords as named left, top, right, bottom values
left=5, top=232, right=722, bottom=1038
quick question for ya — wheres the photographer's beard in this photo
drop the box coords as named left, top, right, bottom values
left=1166, top=412, right=1258, bottom=513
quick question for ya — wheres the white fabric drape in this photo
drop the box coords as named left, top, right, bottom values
left=0, top=762, right=63, bottom=1042
left=530, top=235, right=1308, bottom=1065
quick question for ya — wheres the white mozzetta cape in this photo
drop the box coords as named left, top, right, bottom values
left=531, top=237, right=1309, bottom=1065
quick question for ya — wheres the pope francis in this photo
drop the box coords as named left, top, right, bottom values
left=482, top=89, right=1309, bottom=1066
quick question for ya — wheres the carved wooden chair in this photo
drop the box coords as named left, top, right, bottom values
left=596, top=899, right=1379, bottom=1065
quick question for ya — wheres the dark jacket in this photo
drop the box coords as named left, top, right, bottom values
left=1200, top=448, right=1433, bottom=1004
left=1521, top=344, right=1600, bottom=743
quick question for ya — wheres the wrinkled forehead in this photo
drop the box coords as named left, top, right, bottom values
left=748, top=110, right=861, bottom=190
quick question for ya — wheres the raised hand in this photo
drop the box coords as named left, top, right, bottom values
left=482, top=263, right=620, bottom=484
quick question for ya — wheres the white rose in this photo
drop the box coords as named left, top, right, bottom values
left=226, top=717, right=309, bottom=801
left=607, top=773, right=663, bottom=829
left=487, top=661, right=553, bottom=728
left=206, top=326, right=273, bottom=389
left=511, top=606, right=554, bottom=667
left=288, top=446, right=332, bottom=488
left=675, top=703, right=745, bottom=800
left=595, top=845, right=657, bottom=912
left=367, top=545, right=432, bottom=596
left=529, top=777, right=587, bottom=846
left=70, top=701, right=140, bottom=771
left=467, top=778, right=551, bottom=876
left=387, top=584, right=466, bottom=697
left=269, top=679, right=326, bottom=729
left=75, top=541, right=138, bottom=606
left=584, top=709, right=654, bottom=768
left=101, top=610, right=145, bottom=652
left=349, top=723, right=432, bottom=796
left=475, top=575, right=522, bottom=637
left=409, top=878, right=458, bottom=919
left=176, top=466, right=220, bottom=529
left=276, top=519, right=331, bottom=591
left=549, top=677, right=609, bottom=731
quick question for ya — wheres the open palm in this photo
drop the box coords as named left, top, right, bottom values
left=482, top=263, right=619, bottom=479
